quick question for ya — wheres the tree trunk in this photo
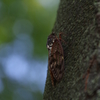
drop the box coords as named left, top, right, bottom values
left=43, top=0, right=100, bottom=100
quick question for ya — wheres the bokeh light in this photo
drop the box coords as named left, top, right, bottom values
left=0, top=0, right=60, bottom=100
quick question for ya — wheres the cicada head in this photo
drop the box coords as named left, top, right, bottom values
left=46, top=32, right=56, bottom=51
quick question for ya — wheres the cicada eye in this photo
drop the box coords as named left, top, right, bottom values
left=47, top=38, right=52, bottom=45
left=46, top=43, right=53, bottom=50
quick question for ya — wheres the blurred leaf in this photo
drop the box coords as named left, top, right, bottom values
left=0, top=0, right=59, bottom=100
left=0, top=26, right=13, bottom=44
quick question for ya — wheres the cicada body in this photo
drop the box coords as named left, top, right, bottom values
left=46, top=32, right=65, bottom=86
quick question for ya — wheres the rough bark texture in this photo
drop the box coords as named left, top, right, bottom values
left=43, top=0, right=100, bottom=100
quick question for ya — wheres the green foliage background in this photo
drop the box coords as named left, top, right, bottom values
left=0, top=0, right=59, bottom=100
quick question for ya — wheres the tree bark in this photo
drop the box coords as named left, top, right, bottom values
left=43, top=0, right=100, bottom=100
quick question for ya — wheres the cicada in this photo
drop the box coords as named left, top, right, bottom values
left=46, top=32, right=65, bottom=86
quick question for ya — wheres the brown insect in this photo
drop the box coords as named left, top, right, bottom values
left=46, top=32, right=65, bottom=86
